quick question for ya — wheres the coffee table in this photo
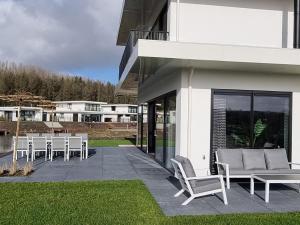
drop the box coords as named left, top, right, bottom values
left=250, top=174, right=300, bottom=203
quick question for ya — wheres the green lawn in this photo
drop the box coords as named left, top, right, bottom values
left=0, top=181, right=300, bottom=225
left=89, top=139, right=135, bottom=147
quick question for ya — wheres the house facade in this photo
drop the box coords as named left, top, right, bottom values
left=101, top=104, right=138, bottom=122
left=0, top=101, right=138, bottom=123
left=0, top=107, right=43, bottom=122
left=116, top=0, right=300, bottom=174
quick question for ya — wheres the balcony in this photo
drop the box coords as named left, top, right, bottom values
left=119, top=30, right=169, bottom=80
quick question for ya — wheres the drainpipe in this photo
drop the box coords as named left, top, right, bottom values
left=187, top=68, right=194, bottom=159
left=176, top=0, right=180, bottom=41
left=294, top=0, right=300, bottom=48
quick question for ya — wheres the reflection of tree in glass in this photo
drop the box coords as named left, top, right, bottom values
left=230, top=119, right=267, bottom=148
left=253, top=119, right=267, bottom=147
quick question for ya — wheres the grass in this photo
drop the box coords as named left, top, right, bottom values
left=89, top=139, right=135, bottom=147
left=0, top=181, right=300, bottom=225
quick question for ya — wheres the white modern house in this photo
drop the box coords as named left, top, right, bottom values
left=0, top=107, right=43, bottom=122
left=101, top=104, right=138, bottom=122
left=52, top=101, right=106, bottom=122
left=0, top=101, right=138, bottom=123
left=116, top=0, right=300, bottom=174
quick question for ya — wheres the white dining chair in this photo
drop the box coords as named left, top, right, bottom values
left=32, top=137, right=48, bottom=161
left=13, top=136, right=29, bottom=162
left=51, top=137, right=67, bottom=161
left=67, top=137, right=83, bottom=161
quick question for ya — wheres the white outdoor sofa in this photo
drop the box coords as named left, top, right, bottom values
left=171, top=156, right=228, bottom=206
left=215, top=148, right=300, bottom=189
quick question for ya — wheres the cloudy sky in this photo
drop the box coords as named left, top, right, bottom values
left=0, top=0, right=124, bottom=83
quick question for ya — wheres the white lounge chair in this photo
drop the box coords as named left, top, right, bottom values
left=171, top=156, right=228, bottom=206
left=13, top=136, right=29, bottom=162
left=32, top=137, right=48, bottom=161
left=67, top=137, right=83, bottom=161
left=51, top=137, right=67, bottom=161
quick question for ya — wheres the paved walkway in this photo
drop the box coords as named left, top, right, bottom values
left=1, top=147, right=300, bottom=216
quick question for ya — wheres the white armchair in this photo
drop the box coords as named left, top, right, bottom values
left=171, top=156, right=228, bottom=206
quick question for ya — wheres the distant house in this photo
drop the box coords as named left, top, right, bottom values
left=0, top=107, right=43, bottom=122
left=0, top=101, right=138, bottom=123
left=101, top=104, right=138, bottom=122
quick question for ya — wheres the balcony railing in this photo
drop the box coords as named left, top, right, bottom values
left=119, top=30, right=169, bottom=80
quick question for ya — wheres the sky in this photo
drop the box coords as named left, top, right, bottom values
left=0, top=0, right=124, bottom=84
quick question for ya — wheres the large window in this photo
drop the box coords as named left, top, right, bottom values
left=211, top=90, right=291, bottom=173
left=147, top=92, right=176, bottom=171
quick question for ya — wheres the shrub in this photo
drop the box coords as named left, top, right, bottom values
left=8, top=163, right=18, bottom=176
left=23, top=162, right=34, bottom=176
left=0, top=163, right=7, bottom=175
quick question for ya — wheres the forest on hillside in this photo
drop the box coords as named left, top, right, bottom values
left=0, top=62, right=136, bottom=104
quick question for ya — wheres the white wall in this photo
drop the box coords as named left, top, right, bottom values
left=187, top=69, right=300, bottom=175
left=173, top=0, right=294, bottom=48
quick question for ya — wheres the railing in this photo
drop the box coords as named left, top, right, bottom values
left=119, top=30, right=169, bottom=80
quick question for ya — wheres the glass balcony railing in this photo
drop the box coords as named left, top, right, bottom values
left=119, top=30, right=169, bottom=80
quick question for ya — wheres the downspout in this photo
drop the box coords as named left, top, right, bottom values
left=187, top=68, right=194, bottom=159
left=294, top=0, right=300, bottom=48
left=176, top=0, right=180, bottom=41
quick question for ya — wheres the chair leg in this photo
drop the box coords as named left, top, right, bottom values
left=45, top=151, right=47, bottom=161
left=31, top=151, right=34, bottom=162
left=222, top=189, right=228, bottom=205
left=226, top=176, right=230, bottom=189
left=80, top=150, right=82, bottom=161
left=182, top=196, right=194, bottom=206
left=174, top=189, right=184, bottom=197
left=26, top=151, right=29, bottom=162
left=51, top=150, right=53, bottom=162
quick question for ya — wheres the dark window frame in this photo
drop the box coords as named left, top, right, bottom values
left=210, top=89, right=293, bottom=173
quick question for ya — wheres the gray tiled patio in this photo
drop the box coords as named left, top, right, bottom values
left=1, top=147, right=300, bottom=216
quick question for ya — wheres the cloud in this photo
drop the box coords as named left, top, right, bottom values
left=0, top=0, right=124, bottom=77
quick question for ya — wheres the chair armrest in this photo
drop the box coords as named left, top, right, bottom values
left=215, top=162, right=229, bottom=167
left=215, top=162, right=230, bottom=178
left=186, top=175, right=223, bottom=181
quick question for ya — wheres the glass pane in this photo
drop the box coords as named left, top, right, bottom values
left=137, top=105, right=143, bottom=148
left=213, top=94, right=251, bottom=149
left=165, top=95, right=176, bottom=170
left=142, top=105, right=148, bottom=152
left=212, top=93, right=251, bottom=173
left=155, top=100, right=165, bottom=164
left=253, top=95, right=289, bottom=150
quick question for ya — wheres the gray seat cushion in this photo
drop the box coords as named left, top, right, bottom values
left=191, top=178, right=222, bottom=194
left=264, top=149, right=290, bottom=170
left=243, top=149, right=266, bottom=170
left=175, top=156, right=196, bottom=177
left=217, top=149, right=243, bottom=169
left=222, top=169, right=300, bottom=176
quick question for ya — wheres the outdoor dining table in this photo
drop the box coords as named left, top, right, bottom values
left=28, top=138, right=89, bottom=159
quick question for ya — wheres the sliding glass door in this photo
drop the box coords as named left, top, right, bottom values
left=147, top=92, right=176, bottom=170
left=165, top=95, right=176, bottom=170
left=155, top=99, right=165, bottom=164
left=211, top=90, right=291, bottom=173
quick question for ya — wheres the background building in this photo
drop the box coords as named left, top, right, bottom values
left=0, top=101, right=138, bottom=123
